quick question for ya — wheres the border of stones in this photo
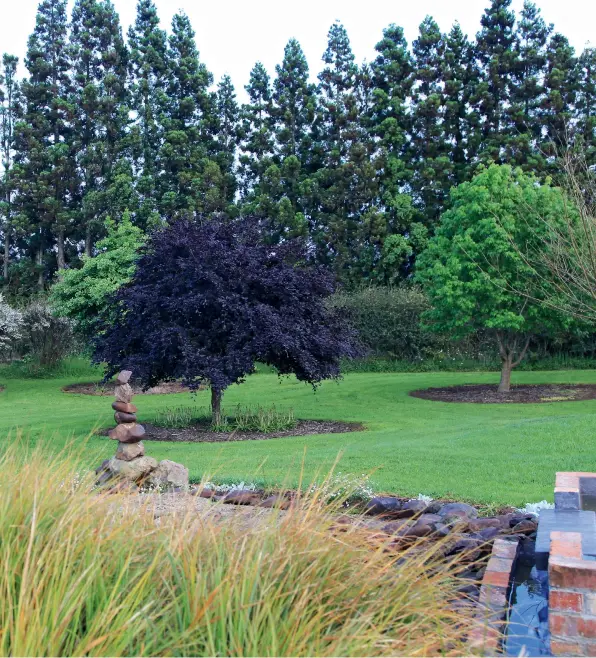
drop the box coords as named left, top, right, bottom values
left=469, top=537, right=520, bottom=655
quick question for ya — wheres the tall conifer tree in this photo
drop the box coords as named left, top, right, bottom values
left=0, top=54, right=19, bottom=281
left=14, top=0, right=74, bottom=286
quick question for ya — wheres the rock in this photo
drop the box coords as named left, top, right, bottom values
left=114, top=411, right=137, bottom=424
left=415, top=513, right=443, bottom=528
left=425, top=501, right=444, bottom=514
left=407, top=524, right=433, bottom=537
left=512, top=519, right=538, bottom=535
left=105, top=455, right=158, bottom=481
left=146, top=460, right=189, bottom=490
left=114, top=383, right=133, bottom=403
left=192, top=487, right=216, bottom=499
left=445, top=537, right=483, bottom=562
left=223, top=489, right=262, bottom=505
left=107, top=480, right=139, bottom=494
left=116, top=370, right=133, bottom=385
left=468, top=517, right=503, bottom=531
left=382, top=520, right=411, bottom=535
left=402, top=499, right=428, bottom=514
left=509, top=514, right=536, bottom=528
left=437, top=503, right=478, bottom=520
left=365, top=496, right=403, bottom=516
left=434, top=523, right=452, bottom=537
left=475, top=527, right=501, bottom=541
left=108, top=422, right=145, bottom=443
left=112, top=401, right=138, bottom=413
left=95, top=458, right=110, bottom=475
left=260, top=494, right=291, bottom=510
left=115, top=441, right=145, bottom=461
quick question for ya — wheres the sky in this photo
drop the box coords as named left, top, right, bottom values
left=0, top=0, right=595, bottom=101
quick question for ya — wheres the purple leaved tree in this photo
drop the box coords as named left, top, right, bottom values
left=93, top=217, right=360, bottom=424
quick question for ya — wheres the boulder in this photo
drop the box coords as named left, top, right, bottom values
left=115, top=383, right=133, bottom=403
left=116, top=370, right=133, bottom=385
left=365, top=496, right=403, bottom=516
left=146, top=460, right=189, bottom=491
left=474, top=527, right=501, bottom=541
left=437, top=503, right=478, bottom=520
left=512, top=519, right=538, bottom=535
left=108, top=422, right=145, bottom=443
left=415, top=513, right=443, bottom=528
left=191, top=487, right=216, bottom=499
left=468, top=517, right=503, bottom=531
left=112, top=401, right=138, bottom=414
left=105, top=455, right=158, bottom=481
left=223, top=489, right=262, bottom=505
left=115, top=441, right=145, bottom=462
left=402, top=499, right=428, bottom=514
left=114, top=411, right=137, bottom=424
left=260, top=494, right=292, bottom=510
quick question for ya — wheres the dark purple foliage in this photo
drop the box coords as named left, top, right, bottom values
left=93, top=217, right=359, bottom=402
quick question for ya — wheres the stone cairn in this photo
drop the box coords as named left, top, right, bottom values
left=96, top=370, right=189, bottom=491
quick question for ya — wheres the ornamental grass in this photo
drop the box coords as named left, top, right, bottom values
left=0, top=440, right=485, bottom=656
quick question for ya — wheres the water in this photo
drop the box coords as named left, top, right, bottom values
left=582, top=493, right=596, bottom=513
left=504, top=558, right=550, bottom=657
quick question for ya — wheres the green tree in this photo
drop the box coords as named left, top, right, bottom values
left=410, top=16, right=449, bottom=225
left=540, top=33, right=576, bottom=161
left=0, top=54, right=19, bottom=282
left=50, top=211, right=144, bottom=337
left=127, top=0, right=167, bottom=228
left=472, top=0, right=517, bottom=162
left=238, top=62, right=274, bottom=203
left=212, top=74, right=239, bottom=212
left=158, top=12, right=219, bottom=219
left=13, top=0, right=74, bottom=286
left=574, top=48, right=596, bottom=164
left=506, top=1, right=551, bottom=170
left=70, top=0, right=130, bottom=256
left=416, top=164, right=574, bottom=392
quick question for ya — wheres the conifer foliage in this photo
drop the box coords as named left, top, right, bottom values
left=0, top=0, right=593, bottom=292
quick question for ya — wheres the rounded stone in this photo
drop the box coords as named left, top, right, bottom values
left=437, top=503, right=478, bottom=520
left=146, top=460, right=189, bottom=490
left=106, top=455, right=158, bottom=481
left=114, top=411, right=137, bottom=424
left=115, top=441, right=145, bottom=461
left=112, top=401, right=138, bottom=414
left=365, top=496, right=403, bottom=516
left=108, top=423, right=145, bottom=443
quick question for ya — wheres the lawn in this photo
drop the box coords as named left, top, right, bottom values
left=2, top=363, right=596, bottom=506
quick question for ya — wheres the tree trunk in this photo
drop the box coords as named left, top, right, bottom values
left=3, top=228, right=9, bottom=282
left=85, top=224, right=92, bottom=258
left=36, top=244, right=44, bottom=290
left=211, top=388, right=223, bottom=426
left=498, top=357, right=513, bottom=393
left=57, top=229, right=65, bottom=272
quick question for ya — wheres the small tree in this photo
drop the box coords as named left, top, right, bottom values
left=416, top=164, right=574, bottom=392
left=92, top=216, right=359, bottom=423
left=50, top=212, right=144, bottom=338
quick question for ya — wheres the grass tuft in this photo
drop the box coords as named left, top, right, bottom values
left=0, top=440, right=483, bottom=656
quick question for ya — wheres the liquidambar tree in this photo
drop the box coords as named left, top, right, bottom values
left=416, top=164, right=575, bottom=393
left=92, top=216, right=359, bottom=423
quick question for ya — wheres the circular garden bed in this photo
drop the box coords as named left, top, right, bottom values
left=64, top=381, right=194, bottom=396
left=99, top=420, right=364, bottom=443
left=410, top=383, right=596, bottom=404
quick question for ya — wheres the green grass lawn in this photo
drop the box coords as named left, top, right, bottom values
left=2, top=363, right=596, bottom=506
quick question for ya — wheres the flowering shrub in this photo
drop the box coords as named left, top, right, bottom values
left=0, top=294, right=23, bottom=360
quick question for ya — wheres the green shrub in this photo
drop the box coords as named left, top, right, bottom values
left=222, top=404, right=296, bottom=432
left=19, top=300, right=76, bottom=369
left=330, top=286, right=443, bottom=359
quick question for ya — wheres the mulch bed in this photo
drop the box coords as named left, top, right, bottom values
left=64, top=381, right=195, bottom=396
left=410, top=383, right=596, bottom=404
left=99, top=420, right=363, bottom=443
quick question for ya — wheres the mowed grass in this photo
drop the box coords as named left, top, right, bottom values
left=2, top=363, right=596, bottom=506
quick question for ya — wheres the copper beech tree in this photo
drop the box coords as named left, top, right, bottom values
left=93, top=216, right=359, bottom=423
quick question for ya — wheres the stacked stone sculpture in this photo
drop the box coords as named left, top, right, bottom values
left=96, top=370, right=189, bottom=491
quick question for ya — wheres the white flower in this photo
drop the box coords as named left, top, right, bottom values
left=517, top=500, right=554, bottom=515
left=417, top=494, right=434, bottom=504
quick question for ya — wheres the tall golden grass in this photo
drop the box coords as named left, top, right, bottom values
left=0, top=442, right=483, bottom=656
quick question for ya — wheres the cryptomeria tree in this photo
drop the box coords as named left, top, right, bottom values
left=416, top=164, right=574, bottom=392
left=93, top=216, right=358, bottom=423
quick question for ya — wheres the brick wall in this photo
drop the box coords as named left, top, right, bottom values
left=549, top=530, right=596, bottom=656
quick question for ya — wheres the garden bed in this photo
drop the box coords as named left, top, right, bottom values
left=410, top=383, right=596, bottom=404
left=99, top=420, right=363, bottom=443
left=64, top=381, right=195, bottom=395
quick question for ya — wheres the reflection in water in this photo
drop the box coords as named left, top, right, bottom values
left=505, top=559, right=550, bottom=657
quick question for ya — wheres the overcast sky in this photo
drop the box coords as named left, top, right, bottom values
left=1, top=0, right=595, bottom=100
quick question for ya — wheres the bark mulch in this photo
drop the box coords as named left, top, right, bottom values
left=99, top=420, right=364, bottom=443
left=64, top=381, right=196, bottom=396
left=410, top=383, right=596, bottom=404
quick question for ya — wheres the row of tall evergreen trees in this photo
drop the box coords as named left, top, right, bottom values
left=0, top=0, right=595, bottom=293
